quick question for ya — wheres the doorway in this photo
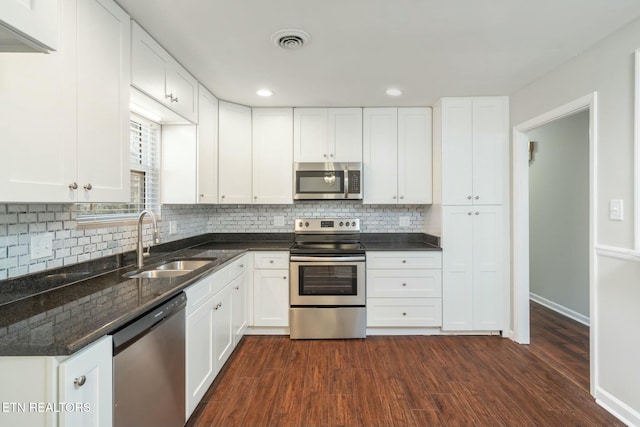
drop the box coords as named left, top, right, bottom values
left=511, top=93, right=597, bottom=396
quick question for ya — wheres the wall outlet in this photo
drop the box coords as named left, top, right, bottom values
left=399, top=216, right=411, bottom=227
left=274, top=216, right=285, bottom=227
left=169, top=220, right=177, bottom=234
left=31, top=233, right=53, bottom=259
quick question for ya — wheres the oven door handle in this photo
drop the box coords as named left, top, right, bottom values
left=290, top=255, right=366, bottom=262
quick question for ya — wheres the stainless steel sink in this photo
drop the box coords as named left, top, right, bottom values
left=155, top=259, right=215, bottom=271
left=127, top=258, right=218, bottom=279
left=129, top=269, right=192, bottom=279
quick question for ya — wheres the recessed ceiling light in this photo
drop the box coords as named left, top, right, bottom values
left=386, top=88, right=403, bottom=97
left=257, top=89, right=273, bottom=97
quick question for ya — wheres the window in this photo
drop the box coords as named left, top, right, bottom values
left=77, top=115, right=160, bottom=222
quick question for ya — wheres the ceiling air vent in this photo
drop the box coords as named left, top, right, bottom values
left=271, top=29, right=311, bottom=50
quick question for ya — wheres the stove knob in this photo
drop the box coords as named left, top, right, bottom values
left=305, top=221, right=309, bottom=227
left=298, top=221, right=303, bottom=227
left=339, top=221, right=344, bottom=227
left=345, top=221, right=350, bottom=227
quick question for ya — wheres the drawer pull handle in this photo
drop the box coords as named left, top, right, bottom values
left=402, top=312, right=407, bottom=316
left=283, top=276, right=287, bottom=280
left=269, top=260, right=274, bottom=263
left=402, top=283, right=407, bottom=287
left=74, top=376, right=86, bottom=387
left=402, top=260, right=406, bottom=263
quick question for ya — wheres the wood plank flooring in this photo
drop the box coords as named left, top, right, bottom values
left=186, top=305, right=621, bottom=427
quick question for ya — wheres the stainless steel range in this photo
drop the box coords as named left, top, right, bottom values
left=289, top=218, right=366, bottom=339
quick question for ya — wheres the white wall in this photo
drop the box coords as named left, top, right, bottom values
left=528, top=111, right=589, bottom=318
left=510, top=17, right=640, bottom=423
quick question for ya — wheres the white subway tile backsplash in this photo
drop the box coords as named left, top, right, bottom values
left=0, top=201, right=425, bottom=280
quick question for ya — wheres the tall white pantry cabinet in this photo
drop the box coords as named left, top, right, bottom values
left=433, top=97, right=509, bottom=332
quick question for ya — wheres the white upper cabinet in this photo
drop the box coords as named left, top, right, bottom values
left=197, top=85, right=219, bottom=204
left=0, top=0, right=130, bottom=203
left=252, top=108, right=293, bottom=204
left=438, top=97, right=508, bottom=205
left=218, top=101, right=252, bottom=204
left=363, top=107, right=432, bottom=204
left=0, top=0, right=58, bottom=52
left=161, top=125, right=197, bottom=204
left=131, top=21, right=198, bottom=123
left=294, top=108, right=362, bottom=162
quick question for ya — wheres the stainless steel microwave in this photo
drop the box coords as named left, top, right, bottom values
left=293, top=162, right=362, bottom=200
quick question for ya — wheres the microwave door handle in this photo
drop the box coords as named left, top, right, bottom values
left=344, top=168, right=349, bottom=199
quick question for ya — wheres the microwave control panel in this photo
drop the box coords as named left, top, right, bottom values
left=348, top=171, right=361, bottom=193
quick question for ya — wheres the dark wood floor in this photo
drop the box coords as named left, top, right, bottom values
left=186, top=305, right=621, bottom=427
left=529, top=300, right=590, bottom=392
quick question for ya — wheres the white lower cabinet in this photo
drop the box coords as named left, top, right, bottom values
left=252, top=252, right=289, bottom=328
left=366, top=251, right=442, bottom=329
left=0, top=335, right=112, bottom=427
left=231, top=270, right=249, bottom=345
left=185, top=255, right=248, bottom=419
left=58, top=336, right=113, bottom=427
left=441, top=205, right=505, bottom=331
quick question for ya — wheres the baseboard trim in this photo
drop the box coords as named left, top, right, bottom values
left=529, top=293, right=590, bottom=326
left=596, top=386, right=640, bottom=427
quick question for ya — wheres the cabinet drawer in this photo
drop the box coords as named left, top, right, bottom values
left=367, top=251, right=441, bottom=269
left=254, top=251, right=289, bottom=269
left=367, top=270, right=441, bottom=298
left=367, top=298, right=442, bottom=327
left=185, top=274, right=214, bottom=314
left=228, top=254, right=248, bottom=279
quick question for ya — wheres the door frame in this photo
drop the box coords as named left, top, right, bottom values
left=511, top=92, right=597, bottom=395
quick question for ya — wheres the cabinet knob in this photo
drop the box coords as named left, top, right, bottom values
left=402, top=312, right=407, bottom=316
left=467, top=195, right=472, bottom=200
left=323, top=154, right=328, bottom=158
left=475, top=211, right=480, bottom=215
left=400, top=196, right=404, bottom=200
left=269, top=260, right=274, bottom=264
left=329, top=153, right=334, bottom=158
left=239, top=264, right=244, bottom=268
left=68, top=182, right=78, bottom=190
left=402, top=260, right=406, bottom=263
left=221, top=195, right=225, bottom=199
left=173, top=97, right=179, bottom=103
left=83, top=183, right=92, bottom=191
left=475, top=196, right=479, bottom=200
left=254, top=196, right=258, bottom=200
left=200, top=194, right=204, bottom=197
left=393, top=196, right=397, bottom=199
left=283, top=276, right=287, bottom=280
left=165, top=93, right=174, bottom=100
left=234, top=286, right=239, bottom=290
left=74, top=375, right=86, bottom=387
left=468, top=212, right=472, bottom=215
left=402, top=283, right=407, bottom=287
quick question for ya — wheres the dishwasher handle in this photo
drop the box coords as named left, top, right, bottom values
left=112, top=292, right=186, bottom=355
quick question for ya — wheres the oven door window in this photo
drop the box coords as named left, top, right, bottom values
left=298, top=265, right=357, bottom=296
left=296, top=171, right=344, bottom=194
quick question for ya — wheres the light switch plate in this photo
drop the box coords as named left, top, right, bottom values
left=274, top=216, right=285, bottom=227
left=610, top=199, right=623, bottom=221
left=399, top=217, right=410, bottom=227
left=31, top=233, right=53, bottom=259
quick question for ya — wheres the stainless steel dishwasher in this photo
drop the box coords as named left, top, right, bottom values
left=112, top=292, right=186, bottom=427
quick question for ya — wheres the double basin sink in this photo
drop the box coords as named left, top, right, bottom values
left=127, top=258, right=218, bottom=279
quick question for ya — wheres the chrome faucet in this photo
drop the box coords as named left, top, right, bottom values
left=137, top=210, right=160, bottom=268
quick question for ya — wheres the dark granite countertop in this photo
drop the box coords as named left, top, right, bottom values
left=0, top=231, right=439, bottom=356
left=361, top=233, right=441, bottom=251
left=0, top=233, right=294, bottom=357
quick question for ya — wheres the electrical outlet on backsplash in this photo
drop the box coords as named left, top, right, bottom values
left=0, top=202, right=427, bottom=280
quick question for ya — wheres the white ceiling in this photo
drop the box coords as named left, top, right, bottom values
left=116, top=0, right=640, bottom=107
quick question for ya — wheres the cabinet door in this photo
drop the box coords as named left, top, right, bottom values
left=471, top=98, right=508, bottom=205
left=131, top=21, right=168, bottom=104
left=161, top=125, right=197, bottom=204
left=252, top=108, right=293, bottom=204
left=197, top=85, right=219, bottom=204
left=253, top=269, right=289, bottom=327
left=328, top=108, right=362, bottom=162
left=167, top=61, right=198, bottom=123
left=441, top=99, right=473, bottom=205
left=0, top=0, right=58, bottom=52
left=398, top=107, right=432, bottom=204
left=442, top=206, right=474, bottom=330
left=213, top=285, right=234, bottom=371
left=231, top=271, right=248, bottom=345
left=363, top=108, right=398, bottom=204
left=76, top=0, right=130, bottom=202
left=218, top=101, right=252, bottom=203
left=293, top=108, right=328, bottom=162
left=472, top=206, right=504, bottom=330
left=58, top=336, right=112, bottom=427
left=186, top=297, right=215, bottom=419
left=0, top=3, right=76, bottom=203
